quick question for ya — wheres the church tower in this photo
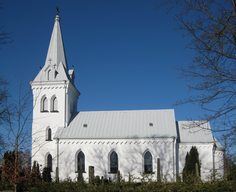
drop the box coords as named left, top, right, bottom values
left=31, top=14, right=80, bottom=174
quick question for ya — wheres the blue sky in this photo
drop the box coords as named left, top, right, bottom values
left=0, top=0, right=205, bottom=123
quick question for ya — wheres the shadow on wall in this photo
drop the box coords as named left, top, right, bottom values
left=178, top=145, right=224, bottom=180
left=58, top=136, right=175, bottom=182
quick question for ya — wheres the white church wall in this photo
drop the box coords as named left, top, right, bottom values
left=57, top=137, right=176, bottom=182
left=31, top=83, right=67, bottom=179
left=32, top=140, right=58, bottom=179
left=178, top=143, right=216, bottom=181
left=31, top=83, right=67, bottom=128
left=214, top=150, right=224, bottom=179
left=66, top=84, right=79, bottom=123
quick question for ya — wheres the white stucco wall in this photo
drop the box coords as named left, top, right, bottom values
left=56, top=137, right=176, bottom=182
left=214, top=150, right=224, bottom=179
left=31, top=85, right=63, bottom=178
left=178, top=143, right=224, bottom=181
left=31, top=81, right=78, bottom=179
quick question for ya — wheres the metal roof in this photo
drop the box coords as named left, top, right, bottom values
left=176, top=121, right=214, bottom=143
left=214, top=137, right=224, bottom=151
left=45, top=15, right=68, bottom=71
left=55, top=109, right=177, bottom=139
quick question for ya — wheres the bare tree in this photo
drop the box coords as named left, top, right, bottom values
left=0, top=77, right=9, bottom=123
left=0, top=26, right=12, bottom=47
left=0, top=3, right=12, bottom=47
left=5, top=78, right=32, bottom=153
left=0, top=135, right=6, bottom=162
left=157, top=1, right=236, bottom=158
left=3, top=78, right=32, bottom=192
left=0, top=77, right=9, bottom=160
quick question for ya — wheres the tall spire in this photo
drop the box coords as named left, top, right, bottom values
left=44, top=14, right=68, bottom=71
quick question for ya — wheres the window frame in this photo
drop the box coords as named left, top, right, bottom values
left=144, top=151, right=153, bottom=174
left=48, top=69, right=51, bottom=80
left=41, top=95, right=48, bottom=112
left=46, top=153, right=52, bottom=172
left=75, top=150, right=86, bottom=173
left=50, top=95, right=58, bottom=112
left=109, top=150, right=118, bottom=174
left=45, top=127, right=52, bottom=141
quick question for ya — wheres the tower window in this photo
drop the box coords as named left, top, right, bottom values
left=51, top=95, right=58, bottom=112
left=46, top=127, right=52, bottom=141
left=48, top=70, right=51, bottom=80
left=41, top=95, right=48, bottom=112
left=54, top=70, right=58, bottom=79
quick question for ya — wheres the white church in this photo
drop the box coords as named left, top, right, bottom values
left=31, top=14, right=224, bottom=182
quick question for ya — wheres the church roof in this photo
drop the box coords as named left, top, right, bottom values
left=55, top=109, right=177, bottom=139
left=176, top=121, right=214, bottom=143
left=44, top=14, right=68, bottom=71
left=214, top=137, right=224, bottom=151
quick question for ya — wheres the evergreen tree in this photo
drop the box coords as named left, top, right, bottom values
left=183, top=146, right=201, bottom=182
left=183, top=152, right=189, bottom=182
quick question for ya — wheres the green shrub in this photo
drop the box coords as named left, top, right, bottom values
left=8, top=173, right=236, bottom=192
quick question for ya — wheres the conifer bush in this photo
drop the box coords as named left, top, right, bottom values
left=183, top=146, right=201, bottom=182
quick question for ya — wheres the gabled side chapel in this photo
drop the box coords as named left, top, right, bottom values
left=31, top=14, right=224, bottom=182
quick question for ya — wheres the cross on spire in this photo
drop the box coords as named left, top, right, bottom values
left=48, top=58, right=52, bottom=64
left=56, top=6, right=59, bottom=15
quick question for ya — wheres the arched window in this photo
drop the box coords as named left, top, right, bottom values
left=47, top=154, right=52, bottom=172
left=77, top=151, right=85, bottom=173
left=51, top=95, right=58, bottom=112
left=144, top=151, right=152, bottom=173
left=54, top=70, right=58, bottom=79
left=46, top=127, right=52, bottom=141
left=41, top=95, right=48, bottom=112
left=110, top=151, right=118, bottom=173
left=43, top=97, right=48, bottom=111
left=48, top=70, right=51, bottom=80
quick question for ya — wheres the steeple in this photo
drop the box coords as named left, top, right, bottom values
left=33, top=14, right=72, bottom=82
left=44, top=14, right=68, bottom=71
left=31, top=13, right=80, bottom=130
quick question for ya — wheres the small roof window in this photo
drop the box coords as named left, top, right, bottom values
left=83, top=124, right=87, bottom=128
left=149, top=123, right=153, bottom=127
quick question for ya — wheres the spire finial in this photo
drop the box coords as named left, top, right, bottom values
left=56, top=6, right=59, bottom=15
